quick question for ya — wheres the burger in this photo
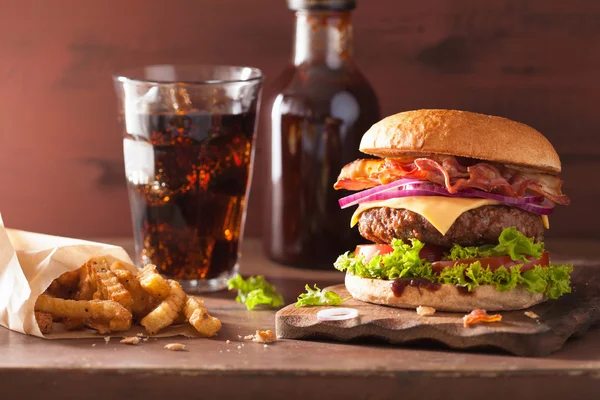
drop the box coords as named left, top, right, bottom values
left=333, top=109, right=572, bottom=312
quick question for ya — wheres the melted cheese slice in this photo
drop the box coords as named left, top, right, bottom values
left=541, top=215, right=549, bottom=229
left=350, top=196, right=551, bottom=234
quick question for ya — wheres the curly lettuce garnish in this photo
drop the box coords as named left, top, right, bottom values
left=334, top=228, right=573, bottom=300
left=295, top=284, right=348, bottom=307
left=447, top=227, right=544, bottom=262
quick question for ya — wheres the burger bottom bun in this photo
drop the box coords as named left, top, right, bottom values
left=345, top=273, right=546, bottom=312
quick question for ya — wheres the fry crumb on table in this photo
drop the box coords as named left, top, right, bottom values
left=244, top=329, right=276, bottom=343
left=120, top=336, right=141, bottom=345
left=164, top=343, right=186, bottom=351
left=416, top=306, right=436, bottom=316
left=525, top=311, right=540, bottom=319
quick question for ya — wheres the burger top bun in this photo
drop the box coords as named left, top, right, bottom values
left=345, top=273, right=546, bottom=312
left=359, top=109, right=561, bottom=174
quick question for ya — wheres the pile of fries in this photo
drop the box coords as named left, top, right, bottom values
left=33, top=256, right=222, bottom=336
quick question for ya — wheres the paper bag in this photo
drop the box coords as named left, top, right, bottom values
left=0, top=214, right=199, bottom=339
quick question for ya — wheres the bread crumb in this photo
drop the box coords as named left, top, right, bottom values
left=226, top=339, right=231, bottom=344
left=143, top=337, right=149, bottom=342
left=263, top=344, right=268, bottom=348
left=103, top=336, right=110, bottom=344
left=244, top=330, right=276, bottom=343
left=524, top=311, right=540, bottom=319
left=164, top=343, right=186, bottom=351
left=237, top=335, right=243, bottom=339
left=237, top=345, right=241, bottom=349
left=120, top=337, right=141, bottom=345
left=226, top=349, right=230, bottom=352
left=136, top=333, right=145, bottom=337
left=92, top=344, right=96, bottom=347
left=416, top=306, right=436, bottom=316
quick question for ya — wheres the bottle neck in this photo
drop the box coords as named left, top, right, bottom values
left=292, top=10, right=354, bottom=68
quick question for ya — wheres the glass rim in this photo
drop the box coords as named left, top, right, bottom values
left=113, top=64, right=264, bottom=86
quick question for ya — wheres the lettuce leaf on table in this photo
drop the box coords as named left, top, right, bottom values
left=227, top=274, right=284, bottom=310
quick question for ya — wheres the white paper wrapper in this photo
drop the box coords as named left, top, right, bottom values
left=0, top=214, right=199, bottom=339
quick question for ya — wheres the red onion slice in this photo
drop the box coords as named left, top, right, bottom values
left=514, top=198, right=555, bottom=215
left=338, top=179, right=425, bottom=209
left=338, top=181, right=550, bottom=214
left=316, top=308, right=359, bottom=321
left=359, top=188, right=451, bottom=203
left=460, top=189, right=543, bottom=204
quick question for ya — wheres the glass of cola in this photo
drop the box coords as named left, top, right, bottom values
left=113, top=65, right=263, bottom=292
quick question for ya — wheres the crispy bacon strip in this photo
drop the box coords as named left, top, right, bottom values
left=334, top=159, right=384, bottom=190
left=334, top=155, right=570, bottom=205
left=510, top=172, right=571, bottom=205
left=463, top=309, right=502, bottom=327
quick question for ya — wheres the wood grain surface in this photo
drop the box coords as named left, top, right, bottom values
left=276, top=267, right=600, bottom=356
left=1, top=238, right=600, bottom=400
left=1, top=1, right=599, bottom=240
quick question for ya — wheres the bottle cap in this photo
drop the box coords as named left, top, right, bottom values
left=287, top=0, right=356, bottom=11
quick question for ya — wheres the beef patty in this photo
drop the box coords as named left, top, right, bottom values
left=357, top=205, right=544, bottom=247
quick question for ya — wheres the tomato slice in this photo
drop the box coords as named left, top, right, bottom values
left=432, top=252, right=549, bottom=273
left=355, top=244, right=394, bottom=262
left=418, top=245, right=447, bottom=263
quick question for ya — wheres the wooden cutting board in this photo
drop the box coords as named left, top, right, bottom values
left=275, top=266, right=600, bottom=356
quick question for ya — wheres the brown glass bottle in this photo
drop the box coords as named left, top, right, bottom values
left=264, top=0, right=380, bottom=268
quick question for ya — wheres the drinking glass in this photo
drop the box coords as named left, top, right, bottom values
left=113, top=65, right=263, bottom=292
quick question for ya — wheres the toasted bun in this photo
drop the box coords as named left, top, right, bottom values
left=359, top=109, right=561, bottom=174
left=345, top=273, right=546, bottom=312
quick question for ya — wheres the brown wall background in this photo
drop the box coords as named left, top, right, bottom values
left=1, top=0, right=598, bottom=239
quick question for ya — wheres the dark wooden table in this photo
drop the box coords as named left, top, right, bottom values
left=2, top=238, right=600, bottom=399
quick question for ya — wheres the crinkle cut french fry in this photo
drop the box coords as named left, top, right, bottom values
left=37, top=257, right=223, bottom=335
left=140, top=280, right=186, bottom=334
left=89, top=257, right=132, bottom=311
left=35, top=311, right=53, bottom=334
left=76, top=264, right=95, bottom=300
left=33, top=294, right=128, bottom=321
left=109, top=261, right=159, bottom=320
left=62, top=318, right=86, bottom=331
left=85, top=319, right=111, bottom=334
left=46, top=280, right=70, bottom=299
left=64, top=317, right=125, bottom=335
left=184, top=296, right=222, bottom=337
left=35, top=294, right=132, bottom=332
left=137, top=264, right=170, bottom=298
left=56, top=269, right=80, bottom=289
left=45, top=269, right=81, bottom=299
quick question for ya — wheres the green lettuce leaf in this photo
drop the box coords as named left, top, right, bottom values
left=295, top=284, right=347, bottom=307
left=438, top=263, right=472, bottom=289
left=447, top=227, right=544, bottom=262
left=334, top=238, right=436, bottom=281
left=227, top=274, right=284, bottom=310
left=334, top=230, right=572, bottom=299
left=536, top=264, right=573, bottom=300
left=518, top=266, right=549, bottom=294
